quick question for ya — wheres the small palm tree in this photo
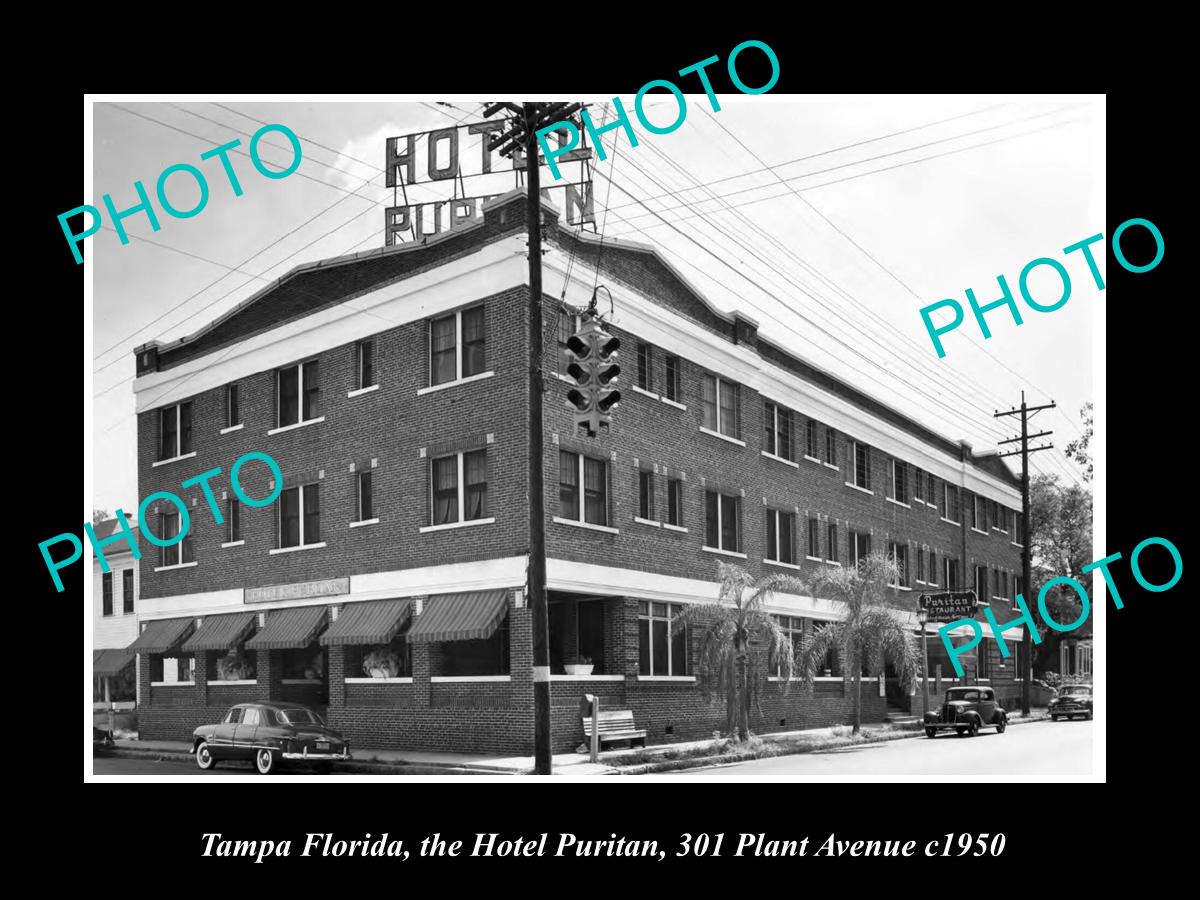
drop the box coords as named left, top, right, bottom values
left=796, top=551, right=921, bottom=734
left=671, top=562, right=807, bottom=742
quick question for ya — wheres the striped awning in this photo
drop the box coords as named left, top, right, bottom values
left=93, top=648, right=135, bottom=677
left=127, top=617, right=195, bottom=654
left=247, top=606, right=328, bottom=650
left=182, top=612, right=257, bottom=652
left=407, top=590, right=509, bottom=644
left=320, top=599, right=411, bottom=646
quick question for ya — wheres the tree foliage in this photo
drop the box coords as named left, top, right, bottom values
left=672, top=562, right=805, bottom=742
left=1028, top=472, right=1094, bottom=669
left=1063, top=401, right=1093, bottom=482
left=794, top=552, right=921, bottom=734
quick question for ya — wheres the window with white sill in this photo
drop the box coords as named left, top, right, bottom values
left=888, top=458, right=908, bottom=504
left=559, top=451, right=608, bottom=527
left=226, top=497, right=241, bottom=543
left=807, top=516, right=821, bottom=559
left=851, top=441, right=871, bottom=490
left=638, top=469, right=656, bottom=521
left=664, top=353, right=681, bottom=402
left=159, top=511, right=195, bottom=567
left=158, top=401, right=194, bottom=461
left=638, top=601, right=689, bottom=676
left=763, top=401, right=795, bottom=461
left=700, top=373, right=740, bottom=439
left=431, top=449, right=487, bottom=527
left=277, top=360, right=320, bottom=428
left=704, top=490, right=741, bottom=552
left=666, top=477, right=683, bottom=527
left=357, top=339, right=377, bottom=390
left=357, top=470, right=375, bottom=522
left=278, top=484, right=321, bottom=549
left=430, top=304, right=486, bottom=386
left=765, top=508, right=796, bottom=565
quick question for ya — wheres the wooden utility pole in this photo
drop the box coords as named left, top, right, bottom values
left=996, top=391, right=1055, bottom=715
left=483, top=102, right=584, bottom=774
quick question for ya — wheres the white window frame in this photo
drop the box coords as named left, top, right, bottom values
left=275, top=360, right=321, bottom=430
left=765, top=508, right=796, bottom=565
left=428, top=305, right=487, bottom=388
left=851, top=440, right=871, bottom=491
left=704, top=491, right=742, bottom=554
left=358, top=339, right=377, bottom=390
left=157, top=402, right=193, bottom=462
left=274, top=483, right=324, bottom=551
left=888, top=541, right=908, bottom=588
left=701, top=372, right=740, bottom=440
left=772, top=615, right=804, bottom=677
left=638, top=602, right=689, bottom=677
left=663, top=353, right=681, bottom=403
left=555, top=451, right=611, bottom=530
left=888, top=458, right=909, bottom=505
left=764, top=402, right=793, bottom=462
left=943, top=483, right=961, bottom=525
left=424, top=449, right=492, bottom=531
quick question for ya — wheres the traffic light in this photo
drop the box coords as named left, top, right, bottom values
left=565, top=316, right=621, bottom=436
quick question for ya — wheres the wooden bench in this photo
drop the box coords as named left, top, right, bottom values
left=581, top=710, right=647, bottom=749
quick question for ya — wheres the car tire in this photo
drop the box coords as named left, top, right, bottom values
left=966, top=719, right=979, bottom=737
left=955, top=727, right=966, bottom=736
left=1085, top=711, right=1092, bottom=720
left=255, top=748, right=277, bottom=775
left=195, top=741, right=216, bottom=771
left=996, top=716, right=1007, bottom=733
left=1051, top=715, right=1059, bottom=721
left=925, top=728, right=937, bottom=739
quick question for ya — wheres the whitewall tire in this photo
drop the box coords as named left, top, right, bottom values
left=196, top=741, right=216, bottom=770
left=255, top=748, right=277, bottom=775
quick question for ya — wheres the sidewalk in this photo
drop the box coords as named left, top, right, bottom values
left=106, top=711, right=1048, bottom=776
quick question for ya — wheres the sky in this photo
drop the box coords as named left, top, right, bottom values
left=89, top=96, right=1101, bottom=514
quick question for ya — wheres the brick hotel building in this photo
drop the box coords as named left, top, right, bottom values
left=127, top=190, right=1028, bottom=753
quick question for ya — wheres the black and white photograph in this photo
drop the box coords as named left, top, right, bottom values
left=78, top=89, right=1112, bottom=787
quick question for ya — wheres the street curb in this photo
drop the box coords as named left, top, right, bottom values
left=102, top=747, right=510, bottom=776
left=612, top=713, right=1053, bottom=775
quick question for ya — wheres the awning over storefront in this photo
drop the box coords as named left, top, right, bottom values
left=93, top=648, right=135, bottom=677
left=246, top=606, right=328, bottom=650
left=407, top=590, right=509, bottom=643
left=320, top=599, right=412, bottom=646
left=127, top=617, right=195, bottom=654
left=182, top=612, right=257, bottom=652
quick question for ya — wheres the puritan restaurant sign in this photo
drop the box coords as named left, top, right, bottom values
left=918, top=590, right=979, bottom=622
left=245, top=578, right=349, bottom=605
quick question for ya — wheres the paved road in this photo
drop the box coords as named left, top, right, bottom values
left=661, top=720, right=1093, bottom=779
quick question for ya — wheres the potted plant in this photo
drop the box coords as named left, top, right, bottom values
left=217, top=650, right=255, bottom=681
left=564, top=654, right=594, bottom=676
left=362, top=647, right=400, bottom=679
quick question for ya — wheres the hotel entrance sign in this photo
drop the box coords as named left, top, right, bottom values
left=384, top=117, right=595, bottom=246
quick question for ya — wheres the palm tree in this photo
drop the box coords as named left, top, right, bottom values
left=671, top=562, right=807, bottom=742
left=796, top=551, right=921, bottom=734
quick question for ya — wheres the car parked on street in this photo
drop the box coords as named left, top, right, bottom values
left=1049, top=684, right=1093, bottom=721
left=924, top=686, right=1008, bottom=738
left=192, top=702, right=351, bottom=774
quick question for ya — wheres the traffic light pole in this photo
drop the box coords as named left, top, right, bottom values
left=525, top=104, right=552, bottom=775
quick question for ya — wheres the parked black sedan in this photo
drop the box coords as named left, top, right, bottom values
left=1049, top=684, right=1093, bottom=721
left=192, top=703, right=351, bottom=774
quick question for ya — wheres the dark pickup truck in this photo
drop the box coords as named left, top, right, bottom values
left=924, top=686, right=1008, bottom=738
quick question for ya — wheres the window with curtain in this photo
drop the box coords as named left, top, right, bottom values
left=277, top=361, right=319, bottom=427
left=559, top=451, right=579, bottom=520
left=638, top=470, right=655, bottom=520
left=766, top=509, right=795, bottom=564
left=704, top=491, right=740, bottom=552
left=637, top=342, right=653, bottom=390
left=718, top=379, right=739, bottom=438
left=102, top=572, right=113, bottom=616
left=664, top=354, right=681, bottom=401
left=158, top=401, right=193, bottom=460
left=278, top=484, right=321, bottom=548
left=465, top=450, right=488, bottom=520
left=430, top=313, right=458, bottom=386
left=764, top=402, right=793, bottom=460
left=432, top=456, right=459, bottom=525
left=158, top=511, right=194, bottom=566
left=667, top=478, right=682, bottom=526
left=461, top=306, right=486, bottom=377
left=583, top=457, right=607, bottom=526
left=889, top=459, right=908, bottom=503
left=700, top=373, right=718, bottom=430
